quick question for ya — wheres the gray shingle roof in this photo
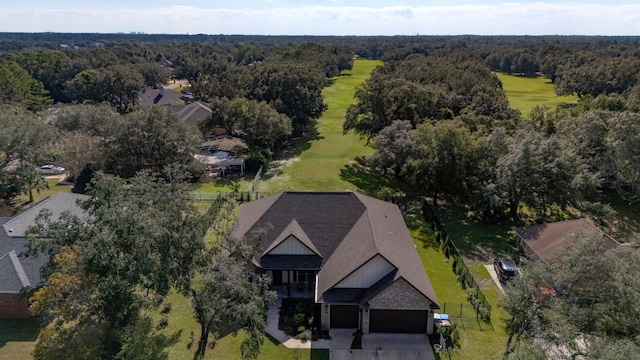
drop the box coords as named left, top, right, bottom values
left=3, top=192, right=89, bottom=238
left=173, top=101, right=212, bottom=125
left=233, top=192, right=439, bottom=308
left=515, top=218, right=621, bottom=264
left=139, top=88, right=184, bottom=107
left=0, top=193, right=88, bottom=294
left=0, top=219, right=48, bottom=293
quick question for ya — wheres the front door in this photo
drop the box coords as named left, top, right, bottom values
left=272, top=270, right=283, bottom=286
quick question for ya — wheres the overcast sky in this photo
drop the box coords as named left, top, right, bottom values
left=1, top=1, right=639, bottom=36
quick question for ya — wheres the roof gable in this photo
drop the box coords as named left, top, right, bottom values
left=367, top=278, right=435, bottom=310
left=263, top=219, right=320, bottom=256
left=233, top=192, right=367, bottom=263
left=139, top=88, right=184, bottom=107
left=316, top=212, right=377, bottom=295
left=233, top=192, right=440, bottom=308
left=173, top=101, right=211, bottom=125
left=334, top=254, right=395, bottom=289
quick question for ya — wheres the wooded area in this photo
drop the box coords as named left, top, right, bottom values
left=1, top=33, right=640, bottom=359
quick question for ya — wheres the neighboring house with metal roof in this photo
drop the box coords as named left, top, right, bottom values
left=515, top=218, right=621, bottom=264
left=0, top=192, right=88, bottom=318
left=232, top=192, right=441, bottom=335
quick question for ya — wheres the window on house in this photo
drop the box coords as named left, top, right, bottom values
left=296, top=270, right=315, bottom=283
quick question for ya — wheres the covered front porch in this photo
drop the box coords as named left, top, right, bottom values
left=267, top=269, right=316, bottom=298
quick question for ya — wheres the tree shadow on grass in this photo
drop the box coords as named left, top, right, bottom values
left=0, top=318, right=40, bottom=347
left=338, top=157, right=395, bottom=196
left=405, top=209, right=443, bottom=252
left=276, top=128, right=324, bottom=161
left=437, top=203, right=520, bottom=264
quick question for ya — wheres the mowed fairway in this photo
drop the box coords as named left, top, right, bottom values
left=497, top=72, right=577, bottom=117
left=262, top=59, right=381, bottom=193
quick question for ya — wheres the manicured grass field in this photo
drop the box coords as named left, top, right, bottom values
left=496, top=72, right=577, bottom=118
left=260, top=60, right=381, bottom=194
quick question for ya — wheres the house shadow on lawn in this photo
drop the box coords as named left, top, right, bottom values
left=0, top=318, right=40, bottom=348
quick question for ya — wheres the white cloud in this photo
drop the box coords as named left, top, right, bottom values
left=0, top=3, right=638, bottom=35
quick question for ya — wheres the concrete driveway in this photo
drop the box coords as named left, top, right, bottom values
left=329, top=331, right=435, bottom=360
left=266, top=297, right=436, bottom=360
left=485, top=264, right=507, bottom=294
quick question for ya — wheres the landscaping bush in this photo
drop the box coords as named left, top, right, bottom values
left=278, top=298, right=319, bottom=337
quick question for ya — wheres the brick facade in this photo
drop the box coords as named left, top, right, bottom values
left=0, top=293, right=30, bottom=319
left=368, top=279, right=433, bottom=310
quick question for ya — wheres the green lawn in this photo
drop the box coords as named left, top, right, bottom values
left=496, top=72, right=577, bottom=118
left=406, top=211, right=508, bottom=360
left=158, top=292, right=329, bottom=360
left=1, top=178, right=72, bottom=217
left=171, top=60, right=385, bottom=360
left=260, top=60, right=380, bottom=194
left=0, top=318, right=40, bottom=360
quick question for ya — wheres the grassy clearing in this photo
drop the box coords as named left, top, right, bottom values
left=603, top=195, right=640, bottom=243
left=261, top=60, right=381, bottom=194
left=405, top=211, right=508, bottom=360
left=0, top=318, right=40, bottom=360
left=0, top=177, right=72, bottom=217
left=160, top=292, right=328, bottom=360
left=496, top=72, right=577, bottom=118
left=438, top=206, right=520, bottom=268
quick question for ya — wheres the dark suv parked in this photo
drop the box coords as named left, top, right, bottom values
left=494, top=257, right=517, bottom=283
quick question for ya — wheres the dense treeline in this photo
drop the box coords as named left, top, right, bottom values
left=3, top=34, right=640, bottom=214
left=344, top=46, right=640, bottom=224
left=2, top=33, right=640, bottom=359
left=0, top=39, right=353, bottom=191
left=344, top=52, right=517, bottom=139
